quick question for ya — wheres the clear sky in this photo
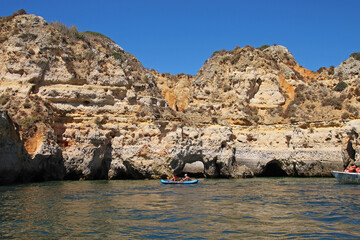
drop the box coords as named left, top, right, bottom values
left=1, top=0, right=359, bottom=75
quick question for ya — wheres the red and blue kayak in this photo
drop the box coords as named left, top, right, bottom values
left=161, top=179, right=198, bottom=184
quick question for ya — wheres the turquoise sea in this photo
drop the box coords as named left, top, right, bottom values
left=0, top=178, right=359, bottom=239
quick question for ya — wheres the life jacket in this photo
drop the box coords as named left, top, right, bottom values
left=168, top=176, right=179, bottom=181
left=345, top=169, right=351, bottom=173
left=356, top=167, right=360, bottom=173
left=349, top=165, right=356, bottom=172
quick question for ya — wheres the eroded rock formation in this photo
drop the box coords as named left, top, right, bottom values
left=0, top=11, right=359, bottom=183
left=0, top=108, right=25, bottom=184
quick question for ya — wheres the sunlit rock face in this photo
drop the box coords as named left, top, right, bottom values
left=1, top=12, right=359, bottom=183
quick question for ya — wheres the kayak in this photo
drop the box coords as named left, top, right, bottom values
left=332, top=171, right=360, bottom=184
left=161, top=179, right=198, bottom=184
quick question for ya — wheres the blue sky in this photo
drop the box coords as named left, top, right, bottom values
left=2, top=0, right=359, bottom=75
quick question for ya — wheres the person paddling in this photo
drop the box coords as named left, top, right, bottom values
left=181, top=174, right=191, bottom=182
left=170, top=174, right=179, bottom=181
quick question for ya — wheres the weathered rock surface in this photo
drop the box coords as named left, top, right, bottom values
left=0, top=12, right=359, bottom=184
left=334, top=57, right=360, bottom=80
left=0, top=105, right=65, bottom=184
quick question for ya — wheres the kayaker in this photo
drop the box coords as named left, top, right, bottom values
left=181, top=174, right=191, bottom=182
left=345, top=164, right=357, bottom=173
left=170, top=174, right=179, bottom=181
left=349, top=164, right=356, bottom=172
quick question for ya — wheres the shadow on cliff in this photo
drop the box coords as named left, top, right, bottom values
left=63, top=142, right=112, bottom=181
left=342, top=128, right=358, bottom=168
left=0, top=108, right=66, bottom=185
left=21, top=146, right=66, bottom=183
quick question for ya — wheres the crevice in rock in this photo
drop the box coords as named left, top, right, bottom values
left=346, top=140, right=356, bottom=160
left=30, top=60, right=50, bottom=94
left=247, top=77, right=262, bottom=100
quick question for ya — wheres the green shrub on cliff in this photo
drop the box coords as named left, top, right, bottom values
left=50, top=22, right=116, bottom=44
left=74, top=31, right=85, bottom=40
left=333, top=81, right=348, bottom=92
left=257, top=45, right=270, bottom=51
left=50, top=22, right=84, bottom=40
left=84, top=31, right=114, bottom=42
left=112, top=52, right=122, bottom=61
left=350, top=52, right=360, bottom=61
left=282, top=102, right=297, bottom=118
left=19, top=33, right=38, bottom=41
left=322, top=96, right=345, bottom=110
left=211, top=49, right=226, bottom=58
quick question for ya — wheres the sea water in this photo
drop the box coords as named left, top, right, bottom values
left=0, top=178, right=359, bottom=239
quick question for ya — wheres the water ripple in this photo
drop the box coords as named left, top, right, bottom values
left=0, top=178, right=360, bottom=239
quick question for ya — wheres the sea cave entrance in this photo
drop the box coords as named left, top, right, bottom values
left=261, top=160, right=288, bottom=177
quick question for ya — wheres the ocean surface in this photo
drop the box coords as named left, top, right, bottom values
left=0, top=178, right=359, bottom=239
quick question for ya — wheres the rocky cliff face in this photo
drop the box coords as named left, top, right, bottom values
left=0, top=11, right=359, bottom=184
left=0, top=108, right=25, bottom=184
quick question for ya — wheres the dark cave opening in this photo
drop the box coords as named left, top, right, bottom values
left=261, top=161, right=288, bottom=177
left=346, top=141, right=356, bottom=160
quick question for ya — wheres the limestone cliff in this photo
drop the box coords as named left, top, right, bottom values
left=0, top=11, right=359, bottom=184
left=0, top=108, right=25, bottom=184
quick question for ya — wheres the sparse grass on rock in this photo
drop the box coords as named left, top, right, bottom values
left=350, top=52, right=360, bottom=61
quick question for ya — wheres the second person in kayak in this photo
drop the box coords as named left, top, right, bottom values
left=181, top=174, right=191, bottom=182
